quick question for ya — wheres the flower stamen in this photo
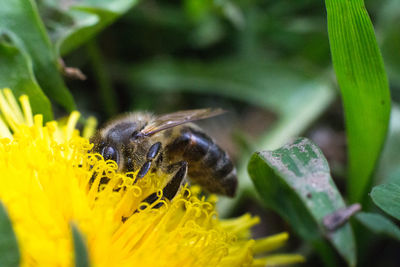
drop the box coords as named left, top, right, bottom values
left=0, top=88, right=305, bottom=267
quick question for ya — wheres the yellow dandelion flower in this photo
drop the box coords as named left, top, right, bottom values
left=0, top=88, right=305, bottom=266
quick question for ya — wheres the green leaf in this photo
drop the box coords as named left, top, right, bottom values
left=325, top=0, right=391, bottom=202
left=356, top=212, right=400, bottom=241
left=0, top=202, right=20, bottom=267
left=0, top=33, right=53, bottom=121
left=41, top=0, right=139, bottom=56
left=0, top=0, right=75, bottom=113
left=371, top=183, right=400, bottom=220
left=71, top=224, right=90, bottom=267
left=248, top=138, right=356, bottom=266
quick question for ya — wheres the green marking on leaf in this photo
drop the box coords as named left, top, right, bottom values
left=325, top=0, right=391, bottom=202
left=71, top=224, right=90, bottom=267
left=0, top=32, right=53, bottom=121
left=356, top=212, right=400, bottom=241
left=371, top=183, right=400, bottom=220
left=248, top=137, right=356, bottom=266
left=0, top=202, right=20, bottom=267
left=0, top=0, right=75, bottom=113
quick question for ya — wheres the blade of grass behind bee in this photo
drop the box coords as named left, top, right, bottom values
left=325, top=0, right=391, bottom=203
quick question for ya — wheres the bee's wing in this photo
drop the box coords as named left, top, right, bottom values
left=142, top=108, right=225, bottom=136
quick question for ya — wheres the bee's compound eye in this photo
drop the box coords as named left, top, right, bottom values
left=101, top=145, right=119, bottom=163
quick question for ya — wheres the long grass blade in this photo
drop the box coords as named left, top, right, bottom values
left=325, top=0, right=391, bottom=202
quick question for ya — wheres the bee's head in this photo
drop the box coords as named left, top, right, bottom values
left=90, top=131, right=122, bottom=166
left=90, top=119, right=150, bottom=170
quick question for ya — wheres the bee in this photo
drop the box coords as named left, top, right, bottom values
left=90, top=108, right=237, bottom=205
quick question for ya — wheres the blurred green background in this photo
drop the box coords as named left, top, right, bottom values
left=1, top=0, right=400, bottom=266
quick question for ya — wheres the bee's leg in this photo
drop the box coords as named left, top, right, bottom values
left=88, top=171, right=111, bottom=192
left=141, top=192, right=160, bottom=207
left=140, top=161, right=187, bottom=206
left=136, top=161, right=151, bottom=179
left=147, top=141, right=162, bottom=160
left=124, top=161, right=187, bottom=221
left=135, top=142, right=162, bottom=180
left=163, top=161, right=187, bottom=200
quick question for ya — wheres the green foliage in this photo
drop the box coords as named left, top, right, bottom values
left=368, top=175, right=400, bottom=242
left=40, top=0, right=139, bottom=56
left=131, top=58, right=334, bottom=117
left=356, top=212, right=400, bottom=241
left=0, top=0, right=75, bottom=112
left=0, top=0, right=138, bottom=118
left=371, top=182, right=400, bottom=220
left=217, top=77, right=334, bottom=217
left=377, top=0, right=400, bottom=91
left=376, top=105, right=400, bottom=185
left=71, top=224, right=90, bottom=267
left=0, top=203, right=20, bottom=267
left=325, top=0, right=391, bottom=203
left=86, top=40, right=117, bottom=117
left=0, top=0, right=399, bottom=265
left=0, top=33, right=52, bottom=121
left=248, top=138, right=356, bottom=266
